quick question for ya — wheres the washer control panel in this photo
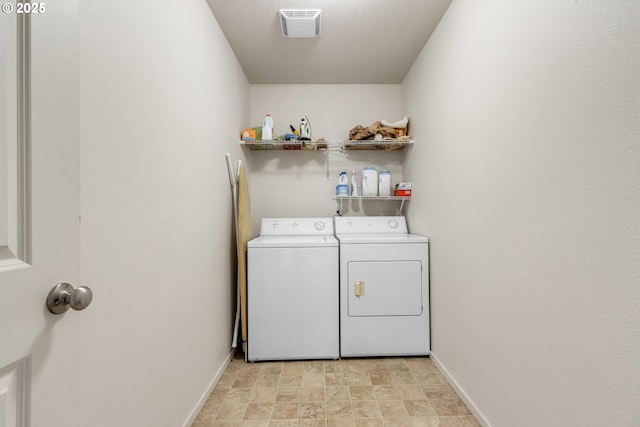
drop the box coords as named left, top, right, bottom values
left=334, top=216, right=408, bottom=235
left=260, top=218, right=334, bottom=236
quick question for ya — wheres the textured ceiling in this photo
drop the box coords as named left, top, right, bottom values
left=206, top=0, right=452, bottom=84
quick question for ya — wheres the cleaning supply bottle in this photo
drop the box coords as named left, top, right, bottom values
left=378, top=170, right=392, bottom=196
left=350, top=170, right=359, bottom=196
left=362, top=166, right=378, bottom=196
left=262, top=114, right=273, bottom=140
left=300, top=115, right=311, bottom=140
left=336, top=171, right=348, bottom=196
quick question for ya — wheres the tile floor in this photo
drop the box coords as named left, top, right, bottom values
left=192, top=353, right=480, bottom=427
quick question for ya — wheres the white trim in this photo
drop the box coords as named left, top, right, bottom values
left=181, top=349, right=236, bottom=427
left=430, top=351, right=492, bottom=427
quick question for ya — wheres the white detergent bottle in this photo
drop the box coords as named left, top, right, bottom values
left=362, top=166, right=378, bottom=196
left=350, top=170, right=359, bottom=196
left=336, top=171, right=348, bottom=196
left=262, top=114, right=273, bottom=140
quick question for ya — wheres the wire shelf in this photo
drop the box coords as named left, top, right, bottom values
left=239, top=139, right=414, bottom=151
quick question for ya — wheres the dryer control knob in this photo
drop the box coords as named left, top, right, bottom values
left=388, top=219, right=399, bottom=229
left=314, top=221, right=325, bottom=231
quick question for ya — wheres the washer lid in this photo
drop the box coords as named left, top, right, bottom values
left=249, top=235, right=338, bottom=248
left=336, top=233, right=428, bottom=244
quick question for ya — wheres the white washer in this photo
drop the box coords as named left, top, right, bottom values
left=248, top=218, right=339, bottom=361
left=335, top=216, right=429, bottom=357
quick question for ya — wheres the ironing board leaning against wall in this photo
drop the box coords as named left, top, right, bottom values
left=236, top=164, right=252, bottom=353
left=226, top=153, right=252, bottom=356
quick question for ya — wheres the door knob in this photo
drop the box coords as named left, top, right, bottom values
left=46, top=282, right=93, bottom=314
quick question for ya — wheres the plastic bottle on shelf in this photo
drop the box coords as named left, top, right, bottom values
left=350, top=170, right=359, bottom=196
left=362, top=167, right=378, bottom=196
left=379, top=170, right=392, bottom=196
left=262, top=114, right=273, bottom=140
left=336, top=171, right=348, bottom=196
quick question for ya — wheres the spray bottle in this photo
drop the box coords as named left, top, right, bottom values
left=350, top=170, right=358, bottom=196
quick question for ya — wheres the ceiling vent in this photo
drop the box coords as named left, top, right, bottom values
left=279, top=9, right=321, bottom=38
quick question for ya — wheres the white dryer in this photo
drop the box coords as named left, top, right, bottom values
left=334, top=216, right=429, bottom=357
left=247, top=218, right=339, bottom=361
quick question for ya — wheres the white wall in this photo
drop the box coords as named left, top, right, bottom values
left=248, top=84, right=407, bottom=230
left=403, top=1, right=640, bottom=426
left=79, top=1, right=249, bottom=426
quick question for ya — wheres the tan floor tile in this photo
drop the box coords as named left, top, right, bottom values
left=260, top=364, right=284, bottom=375
left=281, top=362, right=304, bottom=375
left=397, top=385, right=426, bottom=400
left=216, top=402, right=248, bottom=421
left=326, top=401, right=353, bottom=419
left=301, top=386, right=326, bottom=401
left=354, top=419, right=384, bottom=427
left=299, top=420, right=328, bottom=427
left=352, top=401, right=380, bottom=418
left=302, top=373, right=326, bottom=386
left=420, top=385, right=458, bottom=399
left=326, top=386, right=351, bottom=401
left=279, top=375, right=303, bottom=387
left=438, top=416, right=480, bottom=427
left=430, top=399, right=469, bottom=416
left=349, top=386, right=376, bottom=401
left=268, top=420, right=299, bottom=427
left=257, top=374, right=281, bottom=387
left=369, top=372, right=394, bottom=385
left=210, top=388, right=231, bottom=403
left=234, top=376, right=259, bottom=388
left=272, top=402, right=300, bottom=419
left=347, top=373, right=372, bottom=386
left=373, top=385, right=402, bottom=400
left=244, top=403, right=274, bottom=420
left=378, top=400, right=409, bottom=418
left=413, top=372, right=447, bottom=386
left=226, top=388, right=254, bottom=403
left=299, top=401, right=327, bottom=419
left=410, top=417, right=440, bottom=426
left=218, top=373, right=239, bottom=388
left=381, top=418, right=413, bottom=427
left=212, top=422, right=242, bottom=427
left=194, top=402, right=221, bottom=422
left=276, top=387, right=301, bottom=402
left=251, top=387, right=277, bottom=403
left=391, top=373, right=416, bottom=385
left=326, top=372, right=349, bottom=386
left=402, top=400, right=435, bottom=417
left=193, top=357, right=480, bottom=427
left=331, top=419, right=357, bottom=427
left=269, top=419, right=298, bottom=427
left=304, top=362, right=325, bottom=375
left=325, top=361, right=346, bottom=373
left=345, top=362, right=368, bottom=374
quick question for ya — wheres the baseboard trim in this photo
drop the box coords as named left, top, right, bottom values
left=182, top=348, right=236, bottom=427
left=430, top=351, right=492, bottom=427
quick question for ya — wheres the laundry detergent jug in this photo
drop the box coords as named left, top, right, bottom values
left=362, top=167, right=378, bottom=196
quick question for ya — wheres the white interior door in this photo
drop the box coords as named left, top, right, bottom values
left=0, top=3, right=82, bottom=427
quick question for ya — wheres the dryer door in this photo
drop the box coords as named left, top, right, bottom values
left=347, top=261, right=423, bottom=317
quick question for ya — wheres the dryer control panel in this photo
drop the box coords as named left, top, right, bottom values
left=260, top=218, right=334, bottom=236
left=334, top=216, right=408, bottom=235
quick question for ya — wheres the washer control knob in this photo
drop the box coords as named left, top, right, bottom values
left=272, top=222, right=279, bottom=229
left=388, top=219, right=399, bottom=229
left=314, top=221, right=325, bottom=231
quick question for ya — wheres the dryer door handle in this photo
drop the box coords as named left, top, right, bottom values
left=354, top=281, right=365, bottom=297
